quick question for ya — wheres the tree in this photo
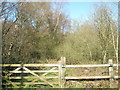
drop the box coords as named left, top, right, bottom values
left=1, top=2, right=69, bottom=63
left=93, top=4, right=118, bottom=64
left=55, top=22, right=100, bottom=64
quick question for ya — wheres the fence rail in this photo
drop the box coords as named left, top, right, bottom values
left=3, top=70, right=59, bottom=73
left=1, top=57, right=120, bottom=88
left=65, top=76, right=120, bottom=79
left=65, top=64, right=120, bottom=68
left=1, top=64, right=120, bottom=67
left=1, top=64, right=60, bottom=67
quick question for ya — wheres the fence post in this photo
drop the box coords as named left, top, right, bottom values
left=59, top=57, right=66, bottom=88
left=109, top=59, right=114, bottom=88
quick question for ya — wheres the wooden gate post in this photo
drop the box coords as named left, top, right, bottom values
left=109, top=59, right=114, bottom=88
left=59, top=57, right=66, bottom=88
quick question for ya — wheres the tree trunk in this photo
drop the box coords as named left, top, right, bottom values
left=103, top=50, right=107, bottom=63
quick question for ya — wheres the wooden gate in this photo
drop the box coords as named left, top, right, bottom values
left=2, top=64, right=58, bottom=88
left=2, top=57, right=66, bottom=88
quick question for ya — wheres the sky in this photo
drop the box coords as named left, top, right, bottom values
left=63, top=2, right=117, bottom=22
left=65, top=2, right=95, bottom=21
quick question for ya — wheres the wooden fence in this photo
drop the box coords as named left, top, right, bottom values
left=1, top=57, right=120, bottom=88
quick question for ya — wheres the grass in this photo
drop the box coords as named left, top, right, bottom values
left=73, top=85, right=84, bottom=88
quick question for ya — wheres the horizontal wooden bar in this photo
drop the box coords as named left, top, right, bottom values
left=1, top=64, right=120, bottom=68
left=3, top=76, right=59, bottom=79
left=65, top=76, right=120, bottom=80
left=0, top=64, right=60, bottom=67
left=65, top=64, right=120, bottom=68
left=4, top=76, right=120, bottom=80
left=3, top=76, right=120, bottom=80
left=3, top=70, right=58, bottom=73
left=3, top=82, right=58, bottom=85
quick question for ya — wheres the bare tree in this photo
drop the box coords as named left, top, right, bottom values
left=93, top=4, right=118, bottom=64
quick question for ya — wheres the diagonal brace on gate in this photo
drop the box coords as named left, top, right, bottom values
left=24, top=67, right=58, bottom=88
left=4, top=67, right=22, bottom=88
left=23, top=67, right=55, bottom=87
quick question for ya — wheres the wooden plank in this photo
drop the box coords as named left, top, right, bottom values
left=61, top=57, right=66, bottom=88
left=3, top=82, right=58, bottom=85
left=4, top=67, right=21, bottom=78
left=24, top=78, right=39, bottom=88
left=14, top=67, right=21, bottom=71
left=65, top=76, right=120, bottom=80
left=3, top=76, right=59, bottom=79
left=4, top=76, right=120, bottom=80
left=42, top=67, right=57, bottom=76
left=65, top=64, right=120, bottom=68
left=58, top=64, right=62, bottom=88
left=6, top=70, right=58, bottom=73
left=1, top=64, right=120, bottom=67
left=109, top=59, right=114, bottom=88
left=42, top=60, right=61, bottom=76
left=3, top=67, right=22, bottom=88
left=59, top=57, right=66, bottom=88
left=5, top=79, right=19, bottom=88
left=1, top=64, right=60, bottom=67
left=23, top=67, right=55, bottom=87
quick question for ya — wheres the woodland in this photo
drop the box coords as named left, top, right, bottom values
left=1, top=2, right=119, bottom=65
